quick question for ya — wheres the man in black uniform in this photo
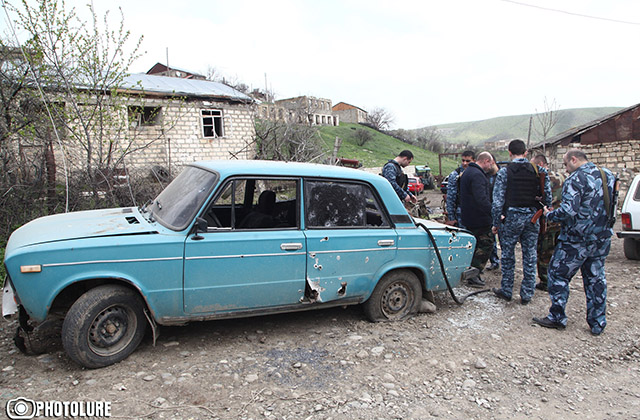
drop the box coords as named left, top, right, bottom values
left=459, top=151, right=496, bottom=287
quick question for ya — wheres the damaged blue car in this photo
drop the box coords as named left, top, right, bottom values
left=3, top=160, right=476, bottom=368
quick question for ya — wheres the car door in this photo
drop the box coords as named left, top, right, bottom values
left=303, top=179, right=397, bottom=302
left=183, top=177, right=307, bottom=314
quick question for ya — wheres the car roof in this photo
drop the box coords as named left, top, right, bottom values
left=189, top=160, right=412, bottom=220
left=192, top=160, right=382, bottom=182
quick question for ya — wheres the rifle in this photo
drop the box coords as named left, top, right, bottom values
left=531, top=201, right=545, bottom=224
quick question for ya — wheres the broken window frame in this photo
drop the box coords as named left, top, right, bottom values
left=303, top=179, right=391, bottom=229
left=201, top=109, right=224, bottom=138
left=128, top=106, right=162, bottom=127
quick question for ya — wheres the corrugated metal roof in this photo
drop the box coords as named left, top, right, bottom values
left=532, top=103, right=640, bottom=148
left=120, top=73, right=253, bottom=102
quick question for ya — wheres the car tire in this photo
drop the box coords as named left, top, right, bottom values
left=623, top=238, right=640, bottom=260
left=363, top=270, right=422, bottom=322
left=62, top=284, right=147, bottom=368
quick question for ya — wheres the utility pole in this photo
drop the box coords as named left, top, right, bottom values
left=526, top=115, right=533, bottom=148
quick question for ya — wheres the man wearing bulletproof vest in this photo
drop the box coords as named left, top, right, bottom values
left=491, top=139, right=551, bottom=305
left=382, top=150, right=418, bottom=204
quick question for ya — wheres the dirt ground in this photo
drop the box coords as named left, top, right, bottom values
left=1, top=190, right=639, bottom=420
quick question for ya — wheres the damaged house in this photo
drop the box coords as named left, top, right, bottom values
left=114, top=73, right=256, bottom=171
left=531, top=103, right=640, bottom=174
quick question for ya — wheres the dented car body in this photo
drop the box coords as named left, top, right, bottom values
left=3, top=160, right=476, bottom=368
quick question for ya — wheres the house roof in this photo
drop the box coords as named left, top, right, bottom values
left=532, top=103, right=640, bottom=148
left=332, top=102, right=367, bottom=113
left=120, top=73, right=253, bottom=102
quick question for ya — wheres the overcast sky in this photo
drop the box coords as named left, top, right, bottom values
left=3, top=0, right=640, bottom=129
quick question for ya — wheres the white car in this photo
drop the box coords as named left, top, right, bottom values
left=617, top=174, right=640, bottom=260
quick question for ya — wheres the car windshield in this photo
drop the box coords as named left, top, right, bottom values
left=149, top=166, right=219, bottom=231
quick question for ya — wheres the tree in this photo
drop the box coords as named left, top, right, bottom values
left=533, top=97, right=561, bottom=145
left=416, top=126, right=443, bottom=153
left=365, top=107, right=394, bottom=131
left=252, top=119, right=325, bottom=162
left=8, top=0, right=181, bottom=207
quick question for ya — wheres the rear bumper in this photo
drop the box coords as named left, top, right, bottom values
left=617, top=231, right=640, bottom=239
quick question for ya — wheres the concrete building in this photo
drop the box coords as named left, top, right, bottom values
left=332, top=102, right=368, bottom=124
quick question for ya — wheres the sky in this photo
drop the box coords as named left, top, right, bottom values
left=2, top=0, right=640, bottom=129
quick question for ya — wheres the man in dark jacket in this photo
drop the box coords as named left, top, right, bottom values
left=382, top=150, right=418, bottom=204
left=459, top=151, right=496, bottom=287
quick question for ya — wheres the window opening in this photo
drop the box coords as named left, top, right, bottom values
left=201, top=109, right=224, bottom=138
left=305, top=180, right=389, bottom=228
left=128, top=106, right=161, bottom=127
left=204, top=178, right=299, bottom=230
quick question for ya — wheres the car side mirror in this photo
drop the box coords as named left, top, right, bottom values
left=192, top=217, right=208, bottom=240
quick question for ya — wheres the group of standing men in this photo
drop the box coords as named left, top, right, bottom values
left=433, top=139, right=615, bottom=335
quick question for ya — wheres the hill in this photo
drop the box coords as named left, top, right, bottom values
left=423, top=107, right=623, bottom=145
left=317, top=123, right=459, bottom=176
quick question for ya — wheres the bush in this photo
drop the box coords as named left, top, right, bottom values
left=354, top=129, right=373, bottom=147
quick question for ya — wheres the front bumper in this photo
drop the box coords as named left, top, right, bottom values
left=2, top=277, right=18, bottom=320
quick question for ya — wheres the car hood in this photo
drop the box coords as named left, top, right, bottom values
left=6, top=207, right=157, bottom=251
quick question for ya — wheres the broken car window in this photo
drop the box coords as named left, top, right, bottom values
left=305, top=181, right=389, bottom=228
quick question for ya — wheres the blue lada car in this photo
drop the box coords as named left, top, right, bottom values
left=3, top=160, right=476, bottom=368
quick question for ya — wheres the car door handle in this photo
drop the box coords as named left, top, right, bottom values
left=281, top=243, right=303, bottom=251
left=377, top=239, right=395, bottom=247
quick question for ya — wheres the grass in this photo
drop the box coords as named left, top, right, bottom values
left=317, top=123, right=459, bottom=177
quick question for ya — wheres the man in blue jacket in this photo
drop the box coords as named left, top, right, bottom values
left=445, top=150, right=475, bottom=227
left=459, top=152, right=496, bottom=287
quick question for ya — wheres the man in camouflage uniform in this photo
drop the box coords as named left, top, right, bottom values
left=487, top=156, right=501, bottom=271
left=459, top=152, right=496, bottom=287
left=491, top=140, right=551, bottom=304
left=533, top=149, right=615, bottom=336
left=531, top=154, right=565, bottom=291
left=445, top=150, right=475, bottom=227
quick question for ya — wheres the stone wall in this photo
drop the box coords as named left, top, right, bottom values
left=534, top=139, right=640, bottom=204
left=333, top=108, right=367, bottom=124
left=537, top=140, right=640, bottom=174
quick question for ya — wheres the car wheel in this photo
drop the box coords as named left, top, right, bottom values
left=363, top=270, right=422, bottom=322
left=623, top=238, right=640, bottom=260
left=62, top=284, right=147, bottom=368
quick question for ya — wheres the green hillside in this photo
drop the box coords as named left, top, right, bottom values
left=426, top=107, right=623, bottom=145
left=317, top=123, right=459, bottom=176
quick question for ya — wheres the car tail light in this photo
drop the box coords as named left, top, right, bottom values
left=621, top=212, right=632, bottom=230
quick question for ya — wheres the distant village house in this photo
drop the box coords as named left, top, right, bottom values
left=332, top=102, right=368, bottom=124
left=257, top=96, right=338, bottom=126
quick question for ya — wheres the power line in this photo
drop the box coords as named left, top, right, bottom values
left=500, top=0, right=640, bottom=26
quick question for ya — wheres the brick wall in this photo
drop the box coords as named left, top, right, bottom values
left=56, top=97, right=256, bottom=177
